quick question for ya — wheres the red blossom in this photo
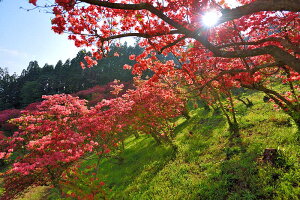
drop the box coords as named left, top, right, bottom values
left=29, top=0, right=37, bottom=6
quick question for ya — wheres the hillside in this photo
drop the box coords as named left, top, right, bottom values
left=1, top=0, right=299, bottom=199
left=7, top=90, right=300, bottom=200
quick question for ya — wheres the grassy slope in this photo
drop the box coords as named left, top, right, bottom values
left=93, top=90, right=300, bottom=200
left=4, top=90, right=300, bottom=199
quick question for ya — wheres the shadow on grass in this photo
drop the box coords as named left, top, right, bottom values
left=175, top=109, right=227, bottom=164
left=95, top=136, right=177, bottom=199
left=196, top=144, right=267, bottom=200
left=173, top=118, right=190, bottom=136
left=190, top=110, right=225, bottom=137
left=196, top=138, right=300, bottom=200
left=101, top=109, right=227, bottom=199
left=184, top=109, right=270, bottom=199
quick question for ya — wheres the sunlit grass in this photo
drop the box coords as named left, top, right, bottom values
left=15, top=186, right=50, bottom=200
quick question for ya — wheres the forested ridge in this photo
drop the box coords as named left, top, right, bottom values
left=0, top=43, right=142, bottom=111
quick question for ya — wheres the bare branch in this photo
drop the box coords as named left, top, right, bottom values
left=242, top=83, right=295, bottom=108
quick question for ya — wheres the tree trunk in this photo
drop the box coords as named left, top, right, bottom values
left=203, top=102, right=211, bottom=111
left=181, top=108, right=191, bottom=120
left=246, top=98, right=254, bottom=107
left=150, top=132, right=162, bottom=144
left=228, top=122, right=240, bottom=137
left=133, top=131, right=140, bottom=139
left=161, top=134, right=173, bottom=145
left=95, top=156, right=101, bottom=177
left=48, top=172, right=63, bottom=197
left=121, top=140, right=125, bottom=151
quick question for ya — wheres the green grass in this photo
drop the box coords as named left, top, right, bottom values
left=15, top=186, right=51, bottom=200
left=93, top=91, right=299, bottom=200
left=2, top=90, right=300, bottom=199
left=0, top=178, right=3, bottom=197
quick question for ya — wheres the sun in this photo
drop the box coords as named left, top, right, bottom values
left=202, top=10, right=222, bottom=27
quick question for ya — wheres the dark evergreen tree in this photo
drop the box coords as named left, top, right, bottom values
left=0, top=68, right=21, bottom=109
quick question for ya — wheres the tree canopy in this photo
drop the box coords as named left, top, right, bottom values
left=30, top=0, right=299, bottom=74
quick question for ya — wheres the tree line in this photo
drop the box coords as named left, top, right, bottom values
left=0, top=43, right=143, bottom=111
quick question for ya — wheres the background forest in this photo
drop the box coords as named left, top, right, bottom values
left=0, top=43, right=142, bottom=111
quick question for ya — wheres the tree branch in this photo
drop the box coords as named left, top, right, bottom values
left=159, top=36, right=187, bottom=53
left=199, top=62, right=280, bottom=91
left=94, top=30, right=180, bottom=41
left=242, top=83, right=295, bottom=108
left=219, top=0, right=300, bottom=24
left=80, top=0, right=187, bottom=31
left=217, top=37, right=300, bottom=54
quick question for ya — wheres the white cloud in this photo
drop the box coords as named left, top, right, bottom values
left=0, top=47, right=31, bottom=58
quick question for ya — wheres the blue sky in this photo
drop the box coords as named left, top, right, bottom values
left=0, top=0, right=81, bottom=75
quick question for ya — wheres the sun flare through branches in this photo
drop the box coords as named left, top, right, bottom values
left=202, top=10, right=222, bottom=27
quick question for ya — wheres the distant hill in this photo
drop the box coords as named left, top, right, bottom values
left=0, top=43, right=143, bottom=111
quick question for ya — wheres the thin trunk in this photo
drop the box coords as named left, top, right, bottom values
left=133, top=131, right=140, bottom=139
left=47, top=168, right=63, bottom=197
left=95, top=153, right=104, bottom=177
left=237, top=97, right=253, bottom=107
left=246, top=98, right=253, bottom=107
left=181, top=106, right=191, bottom=119
left=228, top=93, right=240, bottom=136
left=228, top=92, right=238, bottom=126
left=121, top=140, right=125, bottom=151
left=150, top=131, right=162, bottom=144
left=161, top=134, right=173, bottom=145
left=216, top=93, right=232, bottom=127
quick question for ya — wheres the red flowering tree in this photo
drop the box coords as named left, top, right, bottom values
left=0, top=131, right=9, bottom=168
left=23, top=102, right=42, bottom=111
left=81, top=76, right=186, bottom=151
left=0, top=94, right=95, bottom=199
left=0, top=79, right=186, bottom=199
left=0, top=109, right=21, bottom=135
left=39, top=0, right=299, bottom=71
left=118, top=77, right=186, bottom=144
left=102, top=78, right=186, bottom=144
left=73, top=81, right=133, bottom=106
left=80, top=97, right=132, bottom=163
